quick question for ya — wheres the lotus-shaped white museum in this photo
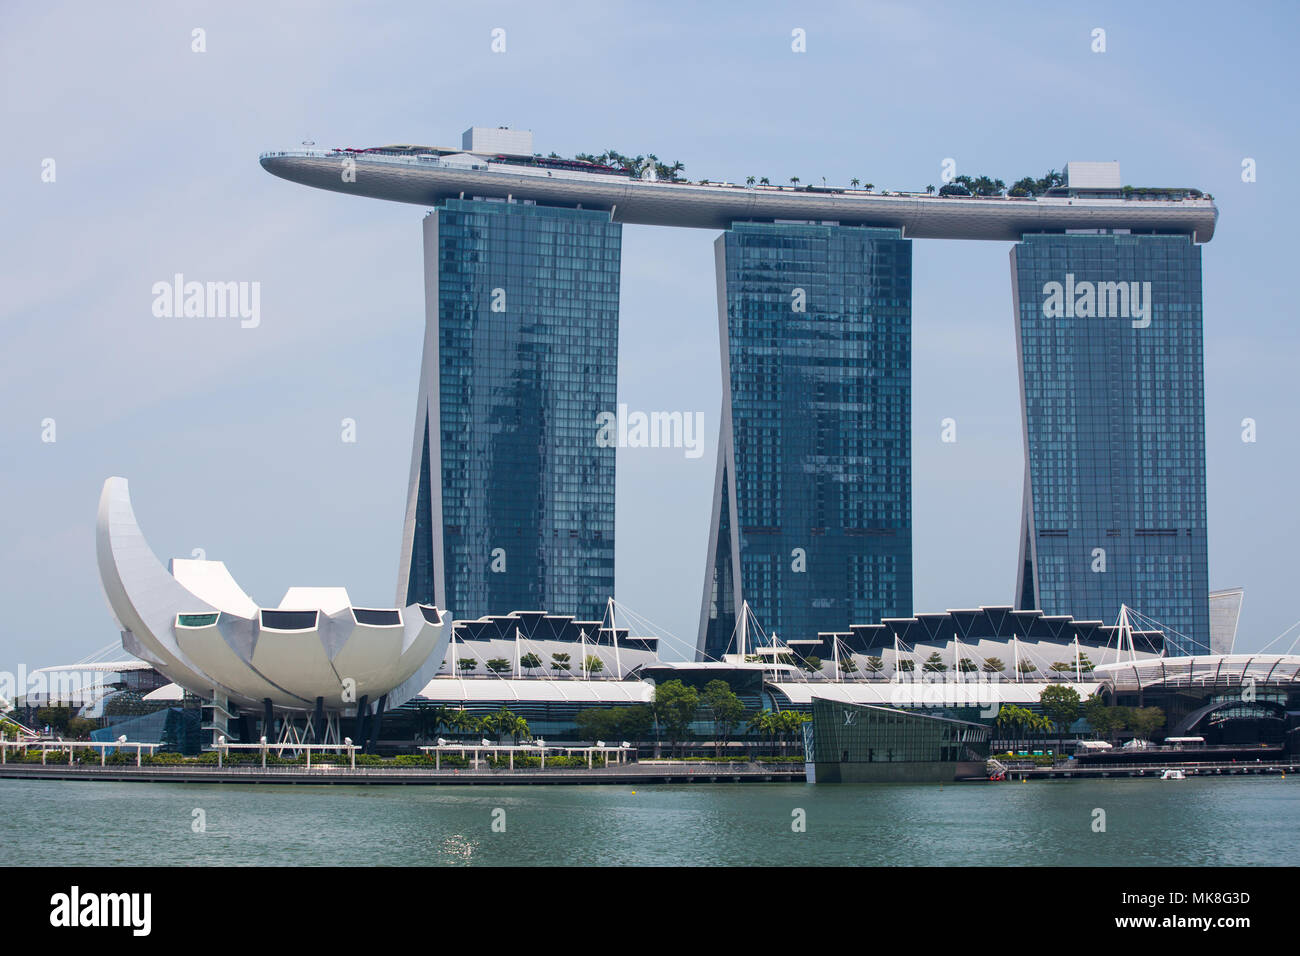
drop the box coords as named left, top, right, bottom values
left=95, top=477, right=449, bottom=716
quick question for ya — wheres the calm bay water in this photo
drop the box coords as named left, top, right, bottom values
left=2, top=776, right=1295, bottom=866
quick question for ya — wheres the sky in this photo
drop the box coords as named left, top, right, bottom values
left=2, top=0, right=1297, bottom=682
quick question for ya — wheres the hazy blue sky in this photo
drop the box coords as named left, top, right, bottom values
left=2, top=0, right=1297, bottom=680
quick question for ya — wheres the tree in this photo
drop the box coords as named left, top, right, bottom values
left=445, top=708, right=478, bottom=741
left=457, top=658, right=478, bottom=673
left=983, top=657, right=1005, bottom=673
left=1049, top=661, right=1074, bottom=677
left=610, top=705, right=654, bottom=747
left=1008, top=176, right=1037, bottom=197
left=850, top=178, right=860, bottom=188
left=956, top=658, right=978, bottom=673
left=583, top=655, right=605, bottom=678
left=575, top=707, right=614, bottom=743
left=486, top=658, right=511, bottom=675
left=746, top=708, right=780, bottom=756
left=746, top=176, right=756, bottom=186
left=481, top=707, right=527, bottom=744
left=798, top=655, right=823, bottom=675
left=412, top=704, right=452, bottom=743
left=1077, top=653, right=1095, bottom=675
left=839, top=656, right=859, bottom=677
left=653, top=680, right=699, bottom=758
left=776, top=710, right=810, bottom=757
left=550, top=652, right=571, bottom=675
left=759, top=177, right=770, bottom=186
left=925, top=184, right=935, bottom=195
left=866, top=656, right=884, bottom=676
left=36, top=707, right=71, bottom=734
left=923, top=652, right=947, bottom=673
left=1127, top=706, right=1166, bottom=740
left=65, top=717, right=99, bottom=740
left=897, top=659, right=916, bottom=673
left=1017, top=660, right=1037, bottom=677
left=1081, top=693, right=1122, bottom=741
left=995, top=704, right=1032, bottom=750
left=789, top=176, right=800, bottom=186
left=702, top=680, right=746, bottom=757
left=1039, top=685, right=1082, bottom=756
left=862, top=183, right=874, bottom=191
left=519, top=652, right=542, bottom=676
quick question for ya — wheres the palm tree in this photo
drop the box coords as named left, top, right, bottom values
left=746, top=176, right=756, bottom=186
left=446, top=708, right=477, bottom=742
left=746, top=709, right=780, bottom=756
left=759, top=177, right=770, bottom=186
left=789, top=176, right=800, bottom=187
left=925, top=184, right=935, bottom=195
left=994, top=704, right=1026, bottom=751
left=776, top=710, right=810, bottom=757
left=412, top=704, right=451, bottom=743
left=850, top=178, right=860, bottom=188
left=862, top=183, right=874, bottom=192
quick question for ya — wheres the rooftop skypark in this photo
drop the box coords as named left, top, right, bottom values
left=321, top=144, right=1211, bottom=201
left=261, top=127, right=1218, bottom=242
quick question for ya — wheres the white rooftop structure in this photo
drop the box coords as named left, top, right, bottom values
left=1065, top=160, right=1122, bottom=190
left=462, top=126, right=534, bottom=157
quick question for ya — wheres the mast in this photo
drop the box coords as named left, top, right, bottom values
left=738, top=600, right=749, bottom=660
left=608, top=597, right=623, bottom=680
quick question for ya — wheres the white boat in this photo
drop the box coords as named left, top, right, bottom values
left=1160, top=769, right=1186, bottom=780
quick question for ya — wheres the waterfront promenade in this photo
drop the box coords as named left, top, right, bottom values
left=0, top=760, right=806, bottom=786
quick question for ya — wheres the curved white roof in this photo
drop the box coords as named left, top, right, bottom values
left=1093, top=654, right=1300, bottom=691
left=772, top=680, right=1100, bottom=708
left=416, top=678, right=654, bottom=705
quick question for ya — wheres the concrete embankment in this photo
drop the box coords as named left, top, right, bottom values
left=0, top=761, right=806, bottom=786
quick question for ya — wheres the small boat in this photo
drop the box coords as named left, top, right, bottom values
left=1160, top=769, right=1186, bottom=780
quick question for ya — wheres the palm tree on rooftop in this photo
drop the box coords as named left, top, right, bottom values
left=850, top=178, right=860, bottom=188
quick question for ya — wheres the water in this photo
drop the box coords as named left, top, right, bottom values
left=2, top=777, right=1295, bottom=866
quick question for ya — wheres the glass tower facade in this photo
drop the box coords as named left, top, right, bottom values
left=1012, top=232, right=1209, bottom=655
left=697, top=223, right=912, bottom=660
left=398, top=199, right=621, bottom=622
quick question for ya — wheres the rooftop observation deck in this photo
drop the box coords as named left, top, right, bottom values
left=259, top=148, right=1218, bottom=242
